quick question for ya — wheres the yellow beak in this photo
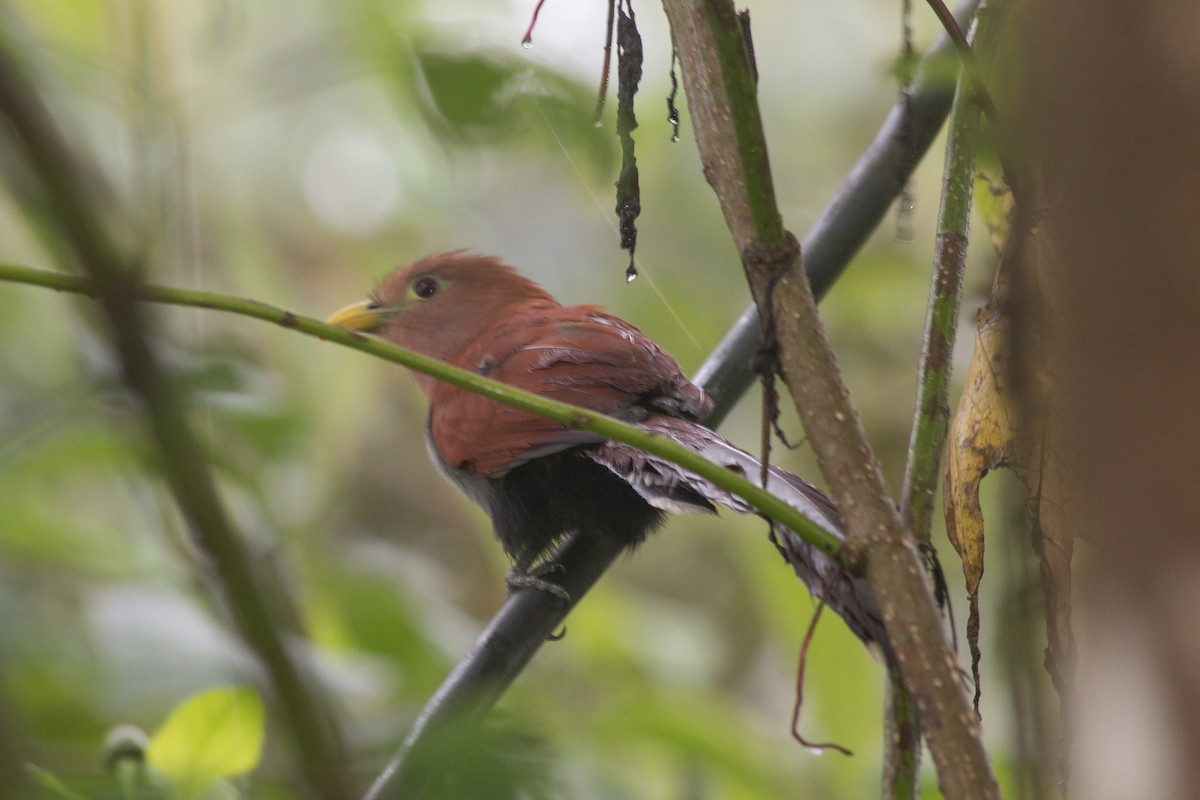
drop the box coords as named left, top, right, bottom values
left=326, top=300, right=388, bottom=333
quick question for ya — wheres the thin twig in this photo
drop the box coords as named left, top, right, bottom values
left=519, top=0, right=548, bottom=45
left=593, top=0, right=617, bottom=121
left=790, top=587, right=853, bottom=756
left=0, top=261, right=846, bottom=561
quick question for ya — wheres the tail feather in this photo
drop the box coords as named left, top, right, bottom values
left=587, top=415, right=889, bottom=654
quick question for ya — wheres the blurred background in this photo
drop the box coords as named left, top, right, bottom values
left=0, top=0, right=1023, bottom=797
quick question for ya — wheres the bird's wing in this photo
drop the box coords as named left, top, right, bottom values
left=429, top=306, right=711, bottom=477
left=588, top=415, right=889, bottom=652
left=587, top=415, right=843, bottom=534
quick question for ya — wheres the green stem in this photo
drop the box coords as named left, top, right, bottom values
left=923, top=0, right=1028, bottom=208
left=0, top=261, right=846, bottom=562
left=882, top=669, right=923, bottom=800
left=899, top=40, right=984, bottom=544
left=890, top=8, right=999, bottom=796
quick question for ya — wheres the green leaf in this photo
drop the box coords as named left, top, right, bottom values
left=407, top=45, right=614, bottom=174
left=146, top=686, right=265, bottom=795
left=415, top=51, right=512, bottom=131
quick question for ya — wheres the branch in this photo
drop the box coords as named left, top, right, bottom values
left=661, top=2, right=998, bottom=799
left=891, top=8, right=999, bottom=796
left=693, top=0, right=981, bottom=425
left=883, top=670, right=923, bottom=800
left=923, top=0, right=1030, bottom=211
left=0, top=262, right=844, bottom=560
left=0, top=40, right=354, bottom=800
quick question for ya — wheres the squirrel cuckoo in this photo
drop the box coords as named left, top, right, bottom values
left=328, top=253, right=885, bottom=649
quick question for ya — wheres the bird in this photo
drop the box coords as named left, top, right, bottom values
left=327, top=252, right=885, bottom=649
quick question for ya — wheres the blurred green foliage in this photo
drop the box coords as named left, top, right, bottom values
left=146, top=685, right=264, bottom=799
left=0, top=0, right=1021, bottom=797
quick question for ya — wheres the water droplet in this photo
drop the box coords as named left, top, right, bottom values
left=804, top=746, right=826, bottom=756
left=626, top=265, right=638, bottom=282
left=521, top=38, right=533, bottom=49
left=594, top=119, right=604, bottom=129
left=671, top=134, right=680, bottom=143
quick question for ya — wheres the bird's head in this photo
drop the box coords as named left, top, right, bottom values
left=326, top=252, right=559, bottom=362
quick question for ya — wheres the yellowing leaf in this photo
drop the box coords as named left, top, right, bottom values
left=944, top=299, right=1015, bottom=597
left=146, top=686, right=264, bottom=796
left=944, top=271, right=1023, bottom=711
left=944, top=219, right=1076, bottom=711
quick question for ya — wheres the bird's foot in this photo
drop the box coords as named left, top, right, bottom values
left=506, top=562, right=571, bottom=605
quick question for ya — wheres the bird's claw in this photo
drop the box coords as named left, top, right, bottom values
left=506, top=563, right=571, bottom=604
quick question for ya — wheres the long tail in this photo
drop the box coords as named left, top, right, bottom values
left=588, top=415, right=889, bottom=655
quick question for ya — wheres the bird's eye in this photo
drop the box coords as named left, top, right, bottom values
left=413, top=276, right=440, bottom=300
